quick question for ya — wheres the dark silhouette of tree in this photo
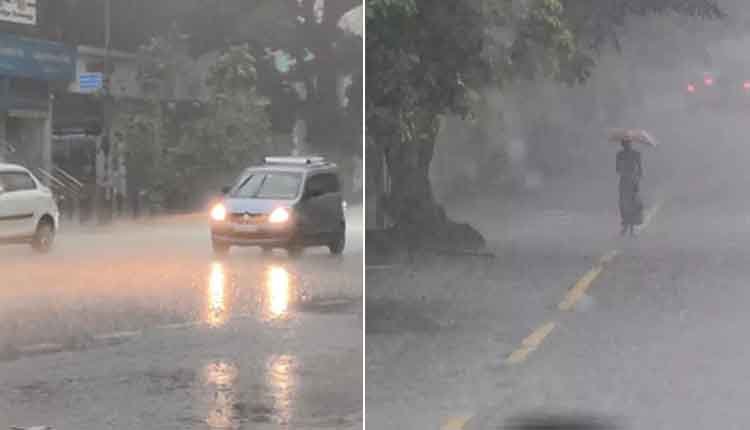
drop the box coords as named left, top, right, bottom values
left=367, top=0, right=723, bottom=249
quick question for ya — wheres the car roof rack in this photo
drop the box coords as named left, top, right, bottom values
left=264, top=156, right=328, bottom=166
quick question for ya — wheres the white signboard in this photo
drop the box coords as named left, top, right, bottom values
left=0, top=0, right=37, bottom=26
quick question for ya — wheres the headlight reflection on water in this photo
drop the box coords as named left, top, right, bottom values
left=268, top=266, right=291, bottom=318
left=204, top=361, right=240, bottom=428
left=207, top=262, right=228, bottom=327
left=207, top=263, right=292, bottom=325
left=267, top=354, right=296, bottom=426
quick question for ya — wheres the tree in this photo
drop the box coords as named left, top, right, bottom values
left=115, top=25, right=192, bottom=211
left=227, top=1, right=362, bottom=157
left=164, top=44, right=271, bottom=208
left=367, top=0, right=577, bottom=248
left=120, top=32, right=270, bottom=211
left=367, top=0, right=723, bottom=249
left=150, top=1, right=363, bottom=163
left=176, top=44, right=271, bottom=179
left=287, top=0, right=362, bottom=157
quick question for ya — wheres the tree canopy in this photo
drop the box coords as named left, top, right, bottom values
left=366, top=0, right=724, bottom=246
left=367, top=0, right=723, bottom=130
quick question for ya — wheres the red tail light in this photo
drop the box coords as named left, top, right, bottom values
left=743, top=81, right=750, bottom=90
left=704, top=77, right=714, bottom=86
left=687, top=84, right=696, bottom=93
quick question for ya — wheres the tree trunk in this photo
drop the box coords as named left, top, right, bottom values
left=382, top=112, right=485, bottom=251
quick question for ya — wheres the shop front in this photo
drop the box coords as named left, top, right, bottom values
left=0, top=33, right=76, bottom=176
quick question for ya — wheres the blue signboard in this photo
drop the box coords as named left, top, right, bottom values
left=0, top=33, right=76, bottom=82
left=79, top=72, right=103, bottom=92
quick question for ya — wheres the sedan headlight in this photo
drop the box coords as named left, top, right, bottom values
left=268, top=207, right=290, bottom=224
left=210, top=203, right=227, bottom=222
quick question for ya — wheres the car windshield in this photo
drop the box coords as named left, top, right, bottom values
left=232, top=171, right=302, bottom=199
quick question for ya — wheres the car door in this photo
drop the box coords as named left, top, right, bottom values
left=301, top=172, right=341, bottom=235
left=316, top=173, right=343, bottom=233
left=297, top=174, right=325, bottom=238
left=0, top=170, right=38, bottom=238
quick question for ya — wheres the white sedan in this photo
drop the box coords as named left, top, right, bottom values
left=0, top=163, right=59, bottom=253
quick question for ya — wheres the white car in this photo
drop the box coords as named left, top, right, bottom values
left=0, top=163, right=59, bottom=253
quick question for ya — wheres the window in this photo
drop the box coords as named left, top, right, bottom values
left=0, top=171, right=37, bottom=193
left=256, top=173, right=302, bottom=199
left=232, top=172, right=302, bottom=200
left=305, top=173, right=340, bottom=196
left=233, top=174, right=265, bottom=198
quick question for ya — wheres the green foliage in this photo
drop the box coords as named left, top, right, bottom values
left=179, top=45, right=270, bottom=170
left=207, top=45, right=259, bottom=97
left=283, top=0, right=362, bottom=155
left=137, top=24, right=191, bottom=98
left=366, top=0, right=576, bottom=140
left=366, top=0, right=724, bottom=229
left=114, top=102, right=170, bottom=204
left=367, top=0, right=724, bottom=136
left=170, top=44, right=271, bottom=202
left=123, top=41, right=270, bottom=208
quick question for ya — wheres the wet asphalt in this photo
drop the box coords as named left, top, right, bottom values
left=366, top=117, right=750, bottom=429
left=0, top=208, right=362, bottom=429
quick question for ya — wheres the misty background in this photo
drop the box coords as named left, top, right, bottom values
left=430, top=0, right=750, bottom=226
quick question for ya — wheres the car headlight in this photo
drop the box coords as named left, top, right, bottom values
left=268, top=207, right=290, bottom=224
left=210, top=203, right=227, bottom=222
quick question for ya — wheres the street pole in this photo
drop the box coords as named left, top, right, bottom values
left=98, top=0, right=113, bottom=224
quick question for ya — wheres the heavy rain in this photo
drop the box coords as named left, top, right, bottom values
left=366, top=0, right=750, bottom=429
left=0, top=1, right=363, bottom=429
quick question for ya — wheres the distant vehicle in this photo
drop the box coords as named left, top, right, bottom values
left=684, top=71, right=750, bottom=111
left=209, top=156, right=346, bottom=257
left=0, top=163, right=59, bottom=253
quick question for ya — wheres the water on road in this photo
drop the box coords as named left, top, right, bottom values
left=0, top=210, right=363, bottom=430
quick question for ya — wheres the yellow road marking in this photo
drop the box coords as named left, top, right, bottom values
left=506, top=321, right=557, bottom=365
left=442, top=415, right=472, bottom=430
left=559, top=247, right=622, bottom=312
left=558, top=264, right=604, bottom=311
left=439, top=201, right=664, bottom=427
left=559, top=201, right=662, bottom=312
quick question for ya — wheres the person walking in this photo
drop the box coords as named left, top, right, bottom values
left=616, top=137, right=644, bottom=236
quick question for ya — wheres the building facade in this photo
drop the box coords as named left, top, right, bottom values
left=0, top=28, right=76, bottom=175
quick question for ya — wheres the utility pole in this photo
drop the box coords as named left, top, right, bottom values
left=97, top=0, right=113, bottom=224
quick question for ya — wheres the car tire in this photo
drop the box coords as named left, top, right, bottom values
left=328, top=232, right=345, bottom=255
left=286, top=245, right=303, bottom=258
left=212, top=240, right=231, bottom=257
left=31, top=220, right=55, bottom=254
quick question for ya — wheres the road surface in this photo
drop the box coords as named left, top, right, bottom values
left=366, top=117, right=750, bottom=429
left=0, top=208, right=362, bottom=430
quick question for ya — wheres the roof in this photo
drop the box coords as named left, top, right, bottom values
left=246, top=163, right=338, bottom=174
left=242, top=156, right=339, bottom=174
left=245, top=157, right=338, bottom=173
left=264, top=156, right=327, bottom=165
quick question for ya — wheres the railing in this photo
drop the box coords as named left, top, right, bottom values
left=37, top=167, right=88, bottom=224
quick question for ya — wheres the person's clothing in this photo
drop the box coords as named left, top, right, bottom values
left=617, top=148, right=643, bottom=227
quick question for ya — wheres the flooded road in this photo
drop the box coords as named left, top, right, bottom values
left=0, top=208, right=362, bottom=429
left=366, top=116, right=750, bottom=429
